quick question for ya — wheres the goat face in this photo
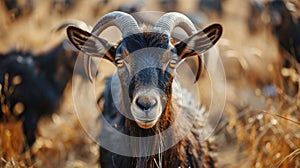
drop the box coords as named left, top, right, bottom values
left=116, top=33, right=175, bottom=129
left=66, top=12, right=222, bottom=129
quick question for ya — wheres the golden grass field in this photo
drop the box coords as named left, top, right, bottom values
left=0, top=0, right=299, bottom=167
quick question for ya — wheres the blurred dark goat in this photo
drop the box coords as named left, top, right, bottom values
left=159, top=0, right=178, bottom=12
left=198, top=0, right=224, bottom=16
left=67, top=11, right=222, bottom=167
left=116, top=0, right=144, bottom=14
left=0, top=40, right=82, bottom=148
left=266, top=0, right=300, bottom=66
left=52, top=0, right=77, bottom=14
left=3, top=0, right=33, bottom=19
left=247, top=0, right=269, bottom=34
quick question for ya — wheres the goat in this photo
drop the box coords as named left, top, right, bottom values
left=116, top=0, right=144, bottom=14
left=0, top=40, right=84, bottom=148
left=264, top=0, right=300, bottom=95
left=52, top=0, right=77, bottom=14
left=159, top=0, right=178, bottom=12
left=198, top=0, right=224, bottom=17
left=247, top=0, right=269, bottom=35
left=3, top=0, right=33, bottom=19
left=67, top=11, right=222, bottom=167
left=266, top=0, right=300, bottom=66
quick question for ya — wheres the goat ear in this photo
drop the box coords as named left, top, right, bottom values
left=175, top=24, right=222, bottom=82
left=66, top=26, right=115, bottom=62
left=175, top=23, right=222, bottom=59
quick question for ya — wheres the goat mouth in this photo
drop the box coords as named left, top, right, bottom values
left=135, top=118, right=157, bottom=129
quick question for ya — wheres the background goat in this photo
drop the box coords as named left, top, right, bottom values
left=247, top=0, right=268, bottom=35
left=3, top=0, right=33, bottom=19
left=246, top=0, right=300, bottom=65
left=67, top=11, right=222, bottom=167
left=0, top=40, right=84, bottom=148
left=52, top=0, right=78, bottom=14
left=266, top=0, right=300, bottom=66
left=198, top=0, right=225, bottom=17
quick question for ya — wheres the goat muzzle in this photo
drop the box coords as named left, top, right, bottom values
left=131, top=90, right=163, bottom=129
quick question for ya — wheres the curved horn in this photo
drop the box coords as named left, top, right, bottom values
left=91, top=11, right=141, bottom=37
left=85, top=11, right=141, bottom=82
left=155, top=12, right=197, bottom=36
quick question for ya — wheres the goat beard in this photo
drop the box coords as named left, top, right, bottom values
left=125, top=98, right=182, bottom=168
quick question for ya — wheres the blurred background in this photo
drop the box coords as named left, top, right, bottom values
left=0, top=0, right=299, bottom=167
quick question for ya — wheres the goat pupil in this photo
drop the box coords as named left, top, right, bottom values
left=116, top=59, right=124, bottom=67
left=169, top=58, right=177, bottom=68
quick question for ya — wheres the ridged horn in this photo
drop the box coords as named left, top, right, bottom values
left=155, top=12, right=197, bottom=36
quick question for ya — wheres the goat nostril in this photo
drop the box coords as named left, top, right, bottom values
left=135, top=97, right=157, bottom=111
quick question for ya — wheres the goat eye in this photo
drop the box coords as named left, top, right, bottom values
left=115, top=59, right=124, bottom=68
left=168, top=58, right=177, bottom=68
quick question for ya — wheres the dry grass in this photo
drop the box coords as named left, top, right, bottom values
left=214, top=0, right=300, bottom=166
left=0, top=0, right=299, bottom=167
left=214, top=2, right=300, bottom=167
left=0, top=73, right=31, bottom=167
left=217, top=65, right=300, bottom=167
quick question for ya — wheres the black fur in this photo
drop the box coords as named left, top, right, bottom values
left=0, top=41, right=81, bottom=147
